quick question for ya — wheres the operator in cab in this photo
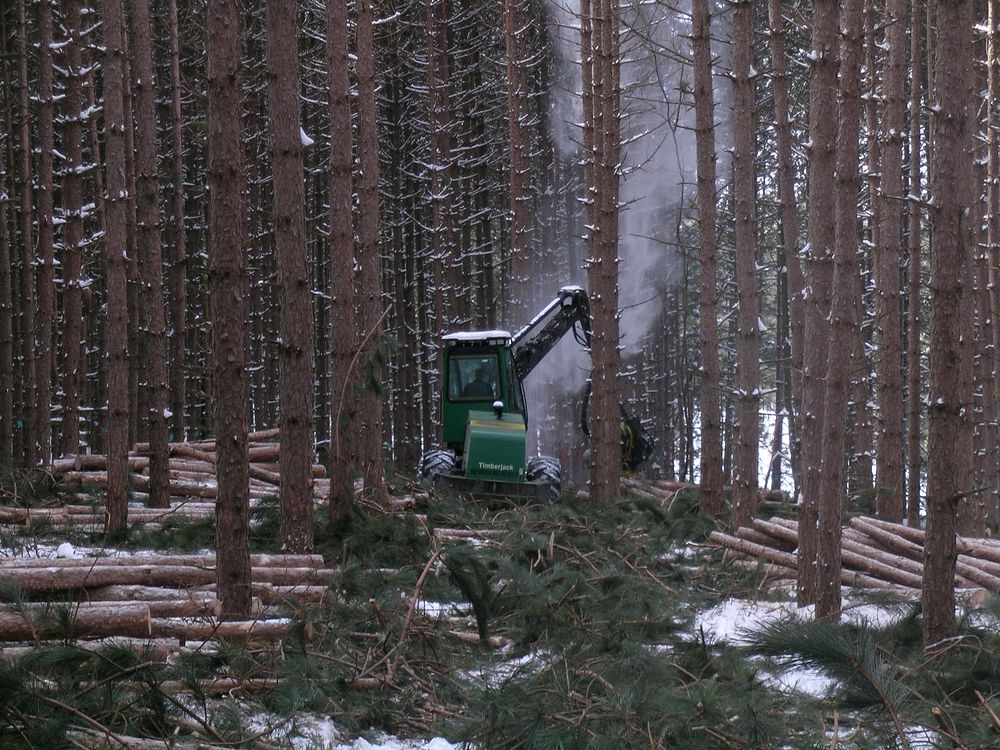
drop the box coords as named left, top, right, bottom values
left=462, top=366, right=493, bottom=398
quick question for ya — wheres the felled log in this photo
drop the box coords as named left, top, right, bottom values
left=729, top=558, right=918, bottom=595
left=0, top=552, right=323, bottom=569
left=0, top=603, right=151, bottom=640
left=66, top=729, right=222, bottom=750
left=708, top=531, right=798, bottom=569
left=622, top=479, right=674, bottom=501
left=751, top=518, right=799, bottom=547
left=0, top=563, right=337, bottom=593
left=734, top=526, right=791, bottom=551
left=149, top=618, right=291, bottom=642
left=85, top=582, right=330, bottom=605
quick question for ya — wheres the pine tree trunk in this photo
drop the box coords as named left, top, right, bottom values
left=906, top=0, right=924, bottom=525
left=506, top=0, right=532, bottom=326
left=268, top=0, right=316, bottom=551
left=102, top=0, right=131, bottom=535
left=731, top=0, right=759, bottom=529
left=356, top=0, right=387, bottom=501
left=16, top=0, right=35, bottom=467
left=691, top=0, right=723, bottom=517
left=0, top=19, right=17, bottom=464
left=327, top=0, right=357, bottom=523
left=923, top=0, right=970, bottom=648
left=61, top=0, right=85, bottom=457
left=798, top=0, right=839, bottom=607
left=206, top=0, right=252, bottom=617
left=816, top=0, right=863, bottom=622
left=985, top=0, right=1000, bottom=527
left=585, top=0, right=621, bottom=504
left=0, top=111, right=11, bottom=460
left=131, top=0, right=170, bottom=509
left=166, top=0, right=187, bottom=441
left=33, top=0, right=55, bottom=466
left=874, top=0, right=907, bottom=521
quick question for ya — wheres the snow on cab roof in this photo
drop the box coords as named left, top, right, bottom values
left=442, top=330, right=512, bottom=342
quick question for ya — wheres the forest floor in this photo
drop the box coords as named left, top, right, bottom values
left=0, top=474, right=999, bottom=749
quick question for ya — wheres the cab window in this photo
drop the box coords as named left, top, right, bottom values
left=505, top=350, right=525, bottom=416
left=448, top=355, right=499, bottom=401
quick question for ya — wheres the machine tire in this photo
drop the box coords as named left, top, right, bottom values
left=419, top=449, right=457, bottom=482
left=526, top=456, right=561, bottom=504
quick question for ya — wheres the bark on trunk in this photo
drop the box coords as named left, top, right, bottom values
left=923, top=0, right=970, bottom=648
left=691, top=0, right=723, bottom=517
left=131, top=0, right=171, bottom=509
left=206, top=0, right=252, bottom=618
left=873, top=0, right=907, bottom=520
left=505, top=0, right=532, bottom=326
left=906, top=0, right=924, bottom=526
left=60, top=0, right=85, bottom=457
left=355, top=0, right=387, bottom=502
left=798, top=0, right=839, bottom=606
left=731, top=0, right=759, bottom=529
left=34, top=0, right=55, bottom=466
left=766, top=0, right=803, bottom=498
left=166, top=0, right=187, bottom=441
left=582, top=0, right=622, bottom=503
left=16, top=0, right=35, bottom=468
left=327, top=0, right=357, bottom=523
left=102, top=0, right=132, bottom=535
left=815, top=0, right=863, bottom=621
left=267, top=0, right=316, bottom=551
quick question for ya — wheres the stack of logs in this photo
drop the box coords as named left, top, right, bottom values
left=47, top=429, right=332, bottom=528
left=0, top=552, right=334, bottom=652
left=711, top=516, right=1000, bottom=597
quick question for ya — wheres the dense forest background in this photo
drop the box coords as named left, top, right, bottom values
left=0, top=0, right=785, bottom=484
left=0, top=0, right=996, bottom=557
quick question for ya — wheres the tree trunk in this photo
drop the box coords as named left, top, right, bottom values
left=798, top=0, right=839, bottom=607
left=505, top=0, right=532, bottom=326
left=268, top=0, right=315, bottom=551
left=327, top=0, right=357, bottom=524
left=130, top=0, right=170, bottom=509
left=166, top=0, right=187, bottom=441
left=691, top=0, right=723, bottom=517
left=585, top=0, right=622, bottom=504
left=923, top=0, right=970, bottom=648
left=33, top=0, right=55, bottom=466
left=206, top=0, right=252, bottom=618
left=355, top=0, right=387, bottom=502
left=731, top=0, right=759, bottom=529
left=985, top=0, right=1000, bottom=527
left=102, top=0, right=131, bottom=535
left=16, top=0, right=35, bottom=467
left=906, top=0, right=924, bottom=525
left=0, top=38, right=14, bottom=461
left=816, top=0, right=863, bottom=622
left=873, top=0, right=907, bottom=520
left=61, top=0, right=85, bottom=457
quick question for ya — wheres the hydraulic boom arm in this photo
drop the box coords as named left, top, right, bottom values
left=510, top=286, right=592, bottom=380
left=509, top=286, right=653, bottom=471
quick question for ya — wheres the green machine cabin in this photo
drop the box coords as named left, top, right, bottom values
left=419, top=286, right=653, bottom=503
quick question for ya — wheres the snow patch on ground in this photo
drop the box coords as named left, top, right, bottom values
left=692, top=595, right=910, bottom=698
left=246, top=710, right=460, bottom=749
left=461, top=649, right=548, bottom=689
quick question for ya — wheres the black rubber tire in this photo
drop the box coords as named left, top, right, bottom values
left=525, top=456, right=561, bottom=504
left=418, top=449, right=457, bottom=481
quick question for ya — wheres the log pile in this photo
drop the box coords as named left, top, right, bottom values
left=48, top=429, right=333, bottom=525
left=0, top=552, right=334, bottom=645
left=710, top=515, right=1000, bottom=597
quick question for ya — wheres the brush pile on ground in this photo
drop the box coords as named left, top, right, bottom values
left=711, top=515, right=1000, bottom=597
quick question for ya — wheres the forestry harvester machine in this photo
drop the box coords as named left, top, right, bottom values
left=418, top=286, right=653, bottom=503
